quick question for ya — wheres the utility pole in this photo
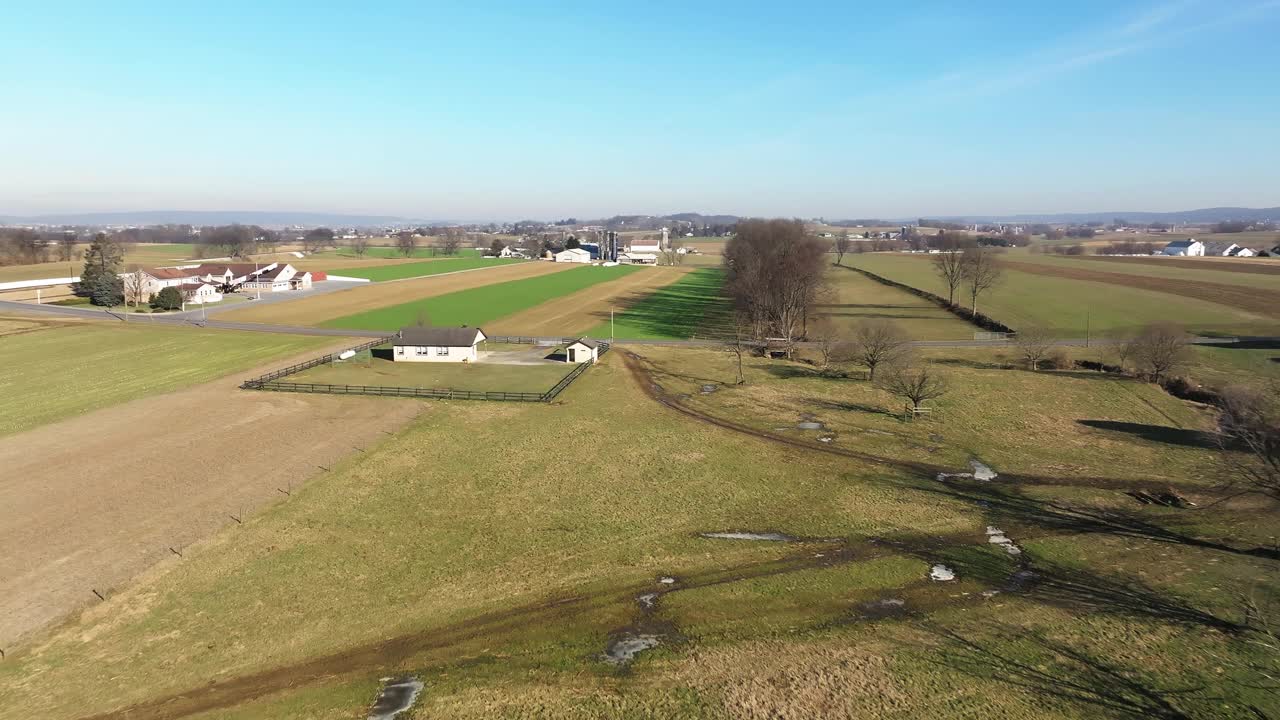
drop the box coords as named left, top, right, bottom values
left=1085, top=309, right=1091, bottom=348
left=611, top=309, right=615, bottom=342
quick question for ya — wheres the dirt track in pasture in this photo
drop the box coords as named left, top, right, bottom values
left=216, top=261, right=574, bottom=326
left=1000, top=260, right=1280, bottom=318
left=0, top=345, right=423, bottom=649
left=486, top=266, right=691, bottom=336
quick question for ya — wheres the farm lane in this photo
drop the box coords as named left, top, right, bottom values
left=0, top=342, right=424, bottom=649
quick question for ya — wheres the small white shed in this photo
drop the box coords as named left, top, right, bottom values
left=392, top=326, right=487, bottom=363
left=565, top=338, right=599, bottom=364
left=554, top=248, right=592, bottom=263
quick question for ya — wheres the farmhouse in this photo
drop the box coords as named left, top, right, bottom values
left=124, top=267, right=193, bottom=302
left=178, top=282, right=222, bottom=304
left=553, top=248, right=592, bottom=264
left=392, top=326, right=487, bottom=363
left=192, top=263, right=272, bottom=285
left=564, top=338, right=599, bottom=364
left=498, top=246, right=526, bottom=258
left=242, top=264, right=311, bottom=292
left=1228, top=246, right=1256, bottom=257
left=1161, top=239, right=1204, bottom=256
left=618, top=252, right=657, bottom=265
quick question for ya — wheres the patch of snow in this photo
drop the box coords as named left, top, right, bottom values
left=970, top=460, right=998, bottom=481
left=604, top=634, right=662, bottom=665
left=930, top=564, right=956, bottom=582
left=701, top=531, right=796, bottom=542
left=368, top=677, right=424, bottom=720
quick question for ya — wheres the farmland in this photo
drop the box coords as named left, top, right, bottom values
left=2, top=343, right=1275, bottom=719
left=327, top=257, right=523, bottom=282
left=325, top=265, right=643, bottom=332
left=587, top=268, right=729, bottom=340
left=217, top=261, right=573, bottom=326
left=487, top=266, right=692, bottom=337
left=0, top=319, right=331, bottom=435
left=0, top=243, right=200, bottom=283
left=819, top=263, right=974, bottom=340
left=849, top=252, right=1280, bottom=337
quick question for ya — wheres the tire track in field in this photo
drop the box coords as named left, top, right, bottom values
left=1000, top=260, right=1280, bottom=318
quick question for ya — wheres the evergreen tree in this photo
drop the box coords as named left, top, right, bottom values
left=75, top=233, right=124, bottom=302
left=151, top=286, right=183, bottom=311
left=88, top=272, right=124, bottom=307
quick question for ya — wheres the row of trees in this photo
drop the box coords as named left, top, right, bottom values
left=931, top=245, right=1003, bottom=314
left=0, top=228, right=79, bottom=265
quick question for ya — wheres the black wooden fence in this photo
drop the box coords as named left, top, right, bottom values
left=240, top=337, right=609, bottom=402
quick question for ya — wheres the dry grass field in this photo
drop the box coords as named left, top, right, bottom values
left=820, top=264, right=975, bottom=339
left=0, top=341, right=423, bottom=649
left=486, top=266, right=691, bottom=336
left=219, top=261, right=574, bottom=326
left=0, top=244, right=200, bottom=283
left=1075, top=254, right=1280, bottom=275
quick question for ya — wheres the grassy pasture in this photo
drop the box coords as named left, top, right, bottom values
left=1014, top=253, right=1280, bottom=288
left=325, top=265, right=642, bottom=331
left=587, top=268, right=729, bottom=340
left=3, top=345, right=1275, bottom=719
left=849, top=253, right=1280, bottom=337
left=821, top=263, right=975, bottom=339
left=0, top=320, right=330, bottom=436
left=329, top=257, right=523, bottom=282
left=289, top=353, right=572, bottom=393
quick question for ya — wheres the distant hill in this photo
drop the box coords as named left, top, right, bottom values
left=925, top=207, right=1280, bottom=225
left=0, top=210, right=422, bottom=227
left=599, top=213, right=741, bottom=230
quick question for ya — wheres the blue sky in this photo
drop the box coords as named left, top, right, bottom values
left=2, top=1, right=1277, bottom=220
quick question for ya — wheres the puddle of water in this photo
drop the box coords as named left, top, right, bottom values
left=699, top=384, right=719, bottom=394
left=368, top=677, right=424, bottom=720
left=658, top=576, right=676, bottom=585
left=637, top=592, right=659, bottom=609
left=930, top=564, right=957, bottom=582
left=700, top=531, right=798, bottom=542
left=985, top=526, right=1022, bottom=556
left=969, top=460, right=998, bottom=481
left=857, top=597, right=909, bottom=620
left=797, top=421, right=825, bottom=430
left=604, top=634, right=662, bottom=665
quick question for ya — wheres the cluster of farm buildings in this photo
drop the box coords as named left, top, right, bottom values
left=388, top=326, right=600, bottom=365
left=1159, top=239, right=1267, bottom=257
left=124, top=262, right=319, bottom=304
left=493, top=228, right=688, bottom=266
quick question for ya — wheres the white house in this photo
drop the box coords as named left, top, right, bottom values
left=617, top=252, right=657, bottom=265
left=1228, top=246, right=1256, bottom=258
left=392, top=326, right=487, bottom=363
left=1161, top=239, right=1204, bottom=256
left=242, top=264, right=309, bottom=292
left=564, top=338, right=599, bottom=364
left=178, top=282, right=222, bottom=304
left=1202, top=241, right=1242, bottom=257
left=498, top=246, right=526, bottom=258
left=192, top=263, right=274, bottom=285
left=553, top=248, right=592, bottom=264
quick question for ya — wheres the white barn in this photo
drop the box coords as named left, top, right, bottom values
left=1161, top=239, right=1204, bottom=257
left=554, top=248, right=592, bottom=263
left=392, top=326, right=487, bottom=363
left=618, top=252, right=657, bottom=265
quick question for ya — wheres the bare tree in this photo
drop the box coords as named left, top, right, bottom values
left=961, top=247, right=1003, bottom=315
left=876, top=360, right=948, bottom=414
left=440, top=227, right=465, bottom=255
left=1106, top=335, right=1139, bottom=374
left=1012, top=326, right=1057, bottom=371
left=833, top=234, right=850, bottom=265
left=850, top=319, right=910, bottom=381
left=932, top=248, right=965, bottom=306
left=726, top=311, right=752, bottom=385
left=56, top=233, right=77, bottom=262
left=395, top=231, right=417, bottom=258
left=808, top=316, right=841, bottom=372
left=661, top=238, right=685, bottom=266
left=1131, top=323, right=1190, bottom=383
left=350, top=236, right=371, bottom=258
left=723, top=219, right=829, bottom=355
left=1215, top=384, right=1280, bottom=503
left=123, top=265, right=150, bottom=309
left=302, top=227, right=334, bottom=254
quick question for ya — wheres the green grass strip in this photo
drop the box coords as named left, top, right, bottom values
left=324, top=265, right=643, bottom=331
left=589, top=268, right=727, bottom=340
left=331, top=257, right=521, bottom=282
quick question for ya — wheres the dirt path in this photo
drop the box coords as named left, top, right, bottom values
left=217, top=261, right=574, bottom=326
left=487, top=267, right=691, bottom=336
left=1074, top=255, right=1280, bottom=276
left=0, top=345, right=423, bottom=649
left=1000, top=260, right=1280, bottom=317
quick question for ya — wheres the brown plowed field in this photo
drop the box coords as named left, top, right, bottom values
left=486, top=266, right=690, bottom=336
left=218, top=262, right=573, bottom=326
left=0, top=345, right=423, bottom=648
left=1076, top=255, right=1280, bottom=275
left=1001, top=260, right=1280, bottom=317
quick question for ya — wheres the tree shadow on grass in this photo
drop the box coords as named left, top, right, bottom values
left=807, top=397, right=895, bottom=417
left=1077, top=420, right=1217, bottom=449
left=763, top=364, right=825, bottom=380
left=920, top=625, right=1209, bottom=719
left=933, top=357, right=1013, bottom=371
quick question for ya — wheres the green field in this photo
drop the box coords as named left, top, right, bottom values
left=0, top=322, right=330, bottom=435
left=290, top=353, right=572, bottom=393
left=330, top=257, right=522, bottom=282
left=325, top=265, right=642, bottom=331
left=850, top=253, right=1277, bottom=337
left=6, top=343, right=1276, bottom=719
left=822, top=264, right=975, bottom=339
left=588, top=268, right=728, bottom=340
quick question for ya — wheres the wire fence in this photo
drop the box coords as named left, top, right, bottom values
left=240, top=337, right=610, bottom=402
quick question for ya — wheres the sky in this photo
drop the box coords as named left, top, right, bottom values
left=2, top=0, right=1278, bottom=221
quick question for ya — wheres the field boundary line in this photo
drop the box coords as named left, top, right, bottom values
left=837, top=264, right=1017, bottom=334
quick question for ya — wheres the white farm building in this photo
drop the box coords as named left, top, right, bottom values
left=1161, top=239, right=1204, bottom=257
left=392, top=326, right=487, bottom=363
left=553, top=248, right=592, bottom=263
